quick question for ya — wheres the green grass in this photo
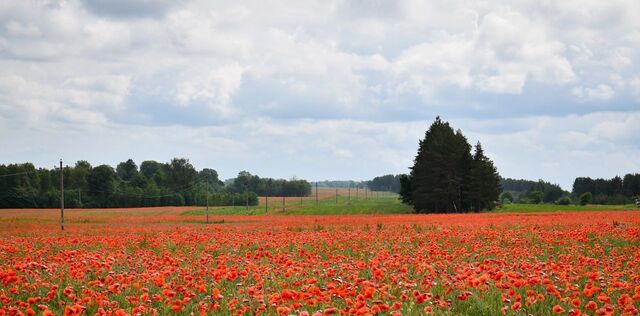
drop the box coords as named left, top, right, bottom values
left=181, top=195, right=638, bottom=216
left=496, top=203, right=638, bottom=212
left=282, top=197, right=411, bottom=215
left=182, top=195, right=412, bottom=216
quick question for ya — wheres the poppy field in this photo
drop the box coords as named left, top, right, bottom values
left=1, top=208, right=640, bottom=315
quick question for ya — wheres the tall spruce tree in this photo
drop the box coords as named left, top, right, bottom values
left=400, top=117, right=501, bottom=213
left=468, top=142, right=502, bottom=211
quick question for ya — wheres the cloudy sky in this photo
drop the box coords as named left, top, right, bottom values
left=1, top=0, right=639, bottom=189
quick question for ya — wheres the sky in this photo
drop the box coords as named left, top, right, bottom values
left=1, top=0, right=639, bottom=190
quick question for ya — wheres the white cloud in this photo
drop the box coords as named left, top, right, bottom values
left=630, top=77, right=640, bottom=101
left=571, top=84, right=615, bottom=101
left=0, top=0, right=639, bottom=186
left=173, top=64, right=244, bottom=115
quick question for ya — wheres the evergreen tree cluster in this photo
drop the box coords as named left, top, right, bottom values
left=399, top=117, right=501, bottom=213
left=0, top=158, right=311, bottom=208
left=572, top=174, right=640, bottom=204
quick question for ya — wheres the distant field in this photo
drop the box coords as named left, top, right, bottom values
left=183, top=191, right=409, bottom=216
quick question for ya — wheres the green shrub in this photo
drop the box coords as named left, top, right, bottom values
left=528, top=191, right=544, bottom=204
left=500, top=192, right=514, bottom=204
left=555, top=196, right=572, bottom=205
left=579, top=192, right=592, bottom=205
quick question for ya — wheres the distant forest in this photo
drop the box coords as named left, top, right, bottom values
left=500, top=178, right=567, bottom=204
left=572, top=174, right=640, bottom=204
left=314, top=176, right=401, bottom=193
left=2, top=159, right=638, bottom=209
left=501, top=174, right=640, bottom=205
left=365, top=173, right=640, bottom=205
left=314, top=180, right=362, bottom=188
left=0, top=159, right=311, bottom=208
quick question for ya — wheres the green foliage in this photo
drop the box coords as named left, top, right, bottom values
left=528, top=191, right=544, bottom=204
left=166, top=158, right=197, bottom=192
left=116, top=159, right=138, bottom=182
left=555, top=196, right=572, bottom=205
left=88, top=165, right=117, bottom=207
left=398, top=174, right=412, bottom=205
left=501, top=178, right=566, bottom=203
left=400, top=117, right=501, bottom=213
left=199, top=168, right=223, bottom=190
left=366, top=174, right=401, bottom=192
left=572, top=174, right=640, bottom=204
left=314, top=180, right=360, bottom=188
left=0, top=158, right=261, bottom=208
left=468, top=142, right=502, bottom=211
left=228, top=171, right=311, bottom=197
left=579, top=192, right=592, bottom=205
left=500, top=192, right=514, bottom=204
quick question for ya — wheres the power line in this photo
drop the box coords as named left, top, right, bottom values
left=0, top=170, right=38, bottom=178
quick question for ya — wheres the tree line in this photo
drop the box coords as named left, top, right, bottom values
left=314, top=180, right=362, bottom=188
left=0, top=158, right=311, bottom=208
left=499, top=178, right=567, bottom=204
left=366, top=175, right=401, bottom=193
left=225, top=171, right=312, bottom=197
left=499, top=174, right=640, bottom=205
left=572, top=174, right=640, bottom=205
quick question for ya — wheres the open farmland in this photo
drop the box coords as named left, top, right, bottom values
left=1, top=206, right=640, bottom=315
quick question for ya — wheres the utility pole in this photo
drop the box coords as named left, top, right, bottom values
left=245, top=185, right=248, bottom=212
left=265, top=185, right=268, bottom=213
left=348, top=185, right=351, bottom=204
left=365, top=187, right=367, bottom=200
left=282, top=195, right=285, bottom=212
left=205, top=186, right=209, bottom=224
left=356, top=186, right=359, bottom=200
left=60, top=159, right=64, bottom=231
left=335, top=188, right=338, bottom=204
left=315, top=182, right=318, bottom=206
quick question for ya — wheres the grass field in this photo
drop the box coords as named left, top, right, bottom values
left=183, top=193, right=410, bottom=216
left=1, top=194, right=640, bottom=315
left=183, top=192, right=638, bottom=216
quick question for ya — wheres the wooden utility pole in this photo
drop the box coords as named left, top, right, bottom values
left=60, top=159, right=64, bottom=231
left=282, top=195, right=285, bottom=212
left=205, top=187, right=209, bottom=224
left=335, top=188, right=338, bottom=204
left=265, top=190, right=268, bottom=213
left=348, top=185, right=351, bottom=203
left=315, top=182, right=318, bottom=206
left=356, top=186, right=359, bottom=200
left=365, top=187, right=367, bottom=200
left=245, top=187, right=248, bottom=212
